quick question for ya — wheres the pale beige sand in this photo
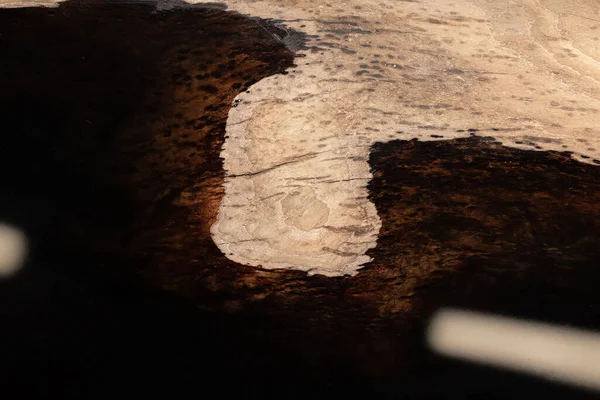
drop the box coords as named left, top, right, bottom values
left=0, top=0, right=63, bottom=7
left=6, top=0, right=600, bottom=276
left=194, top=0, right=600, bottom=276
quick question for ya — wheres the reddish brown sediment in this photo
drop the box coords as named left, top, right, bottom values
left=7, top=0, right=600, bottom=279
left=134, top=134, right=600, bottom=380
left=2, top=1, right=600, bottom=397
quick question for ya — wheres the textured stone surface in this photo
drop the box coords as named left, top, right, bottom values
left=2, top=1, right=600, bottom=397
left=6, top=0, right=600, bottom=277
left=185, top=0, right=600, bottom=275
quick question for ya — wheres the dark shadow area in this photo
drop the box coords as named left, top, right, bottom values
left=368, top=136, right=600, bottom=326
left=0, top=1, right=357, bottom=398
left=368, top=136, right=600, bottom=399
left=2, top=1, right=600, bottom=399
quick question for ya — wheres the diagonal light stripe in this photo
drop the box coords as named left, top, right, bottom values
left=428, top=308, right=600, bottom=392
left=0, top=223, right=27, bottom=278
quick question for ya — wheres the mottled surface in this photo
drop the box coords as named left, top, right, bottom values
left=2, top=1, right=600, bottom=398
left=184, top=0, right=600, bottom=275
left=6, top=1, right=600, bottom=273
left=368, top=137, right=600, bottom=319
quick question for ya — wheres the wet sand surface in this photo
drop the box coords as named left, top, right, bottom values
left=1, top=1, right=600, bottom=398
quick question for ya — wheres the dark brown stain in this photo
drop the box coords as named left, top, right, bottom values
left=2, top=1, right=600, bottom=399
left=367, top=137, right=600, bottom=325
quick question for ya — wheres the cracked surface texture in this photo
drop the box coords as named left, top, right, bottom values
left=7, top=0, right=600, bottom=276
left=3, top=3, right=600, bottom=392
left=189, top=0, right=600, bottom=276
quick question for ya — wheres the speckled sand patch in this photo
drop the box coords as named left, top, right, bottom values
left=6, top=0, right=600, bottom=276
left=190, top=0, right=600, bottom=276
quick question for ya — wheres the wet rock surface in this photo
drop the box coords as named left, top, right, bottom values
left=1, top=1, right=600, bottom=399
